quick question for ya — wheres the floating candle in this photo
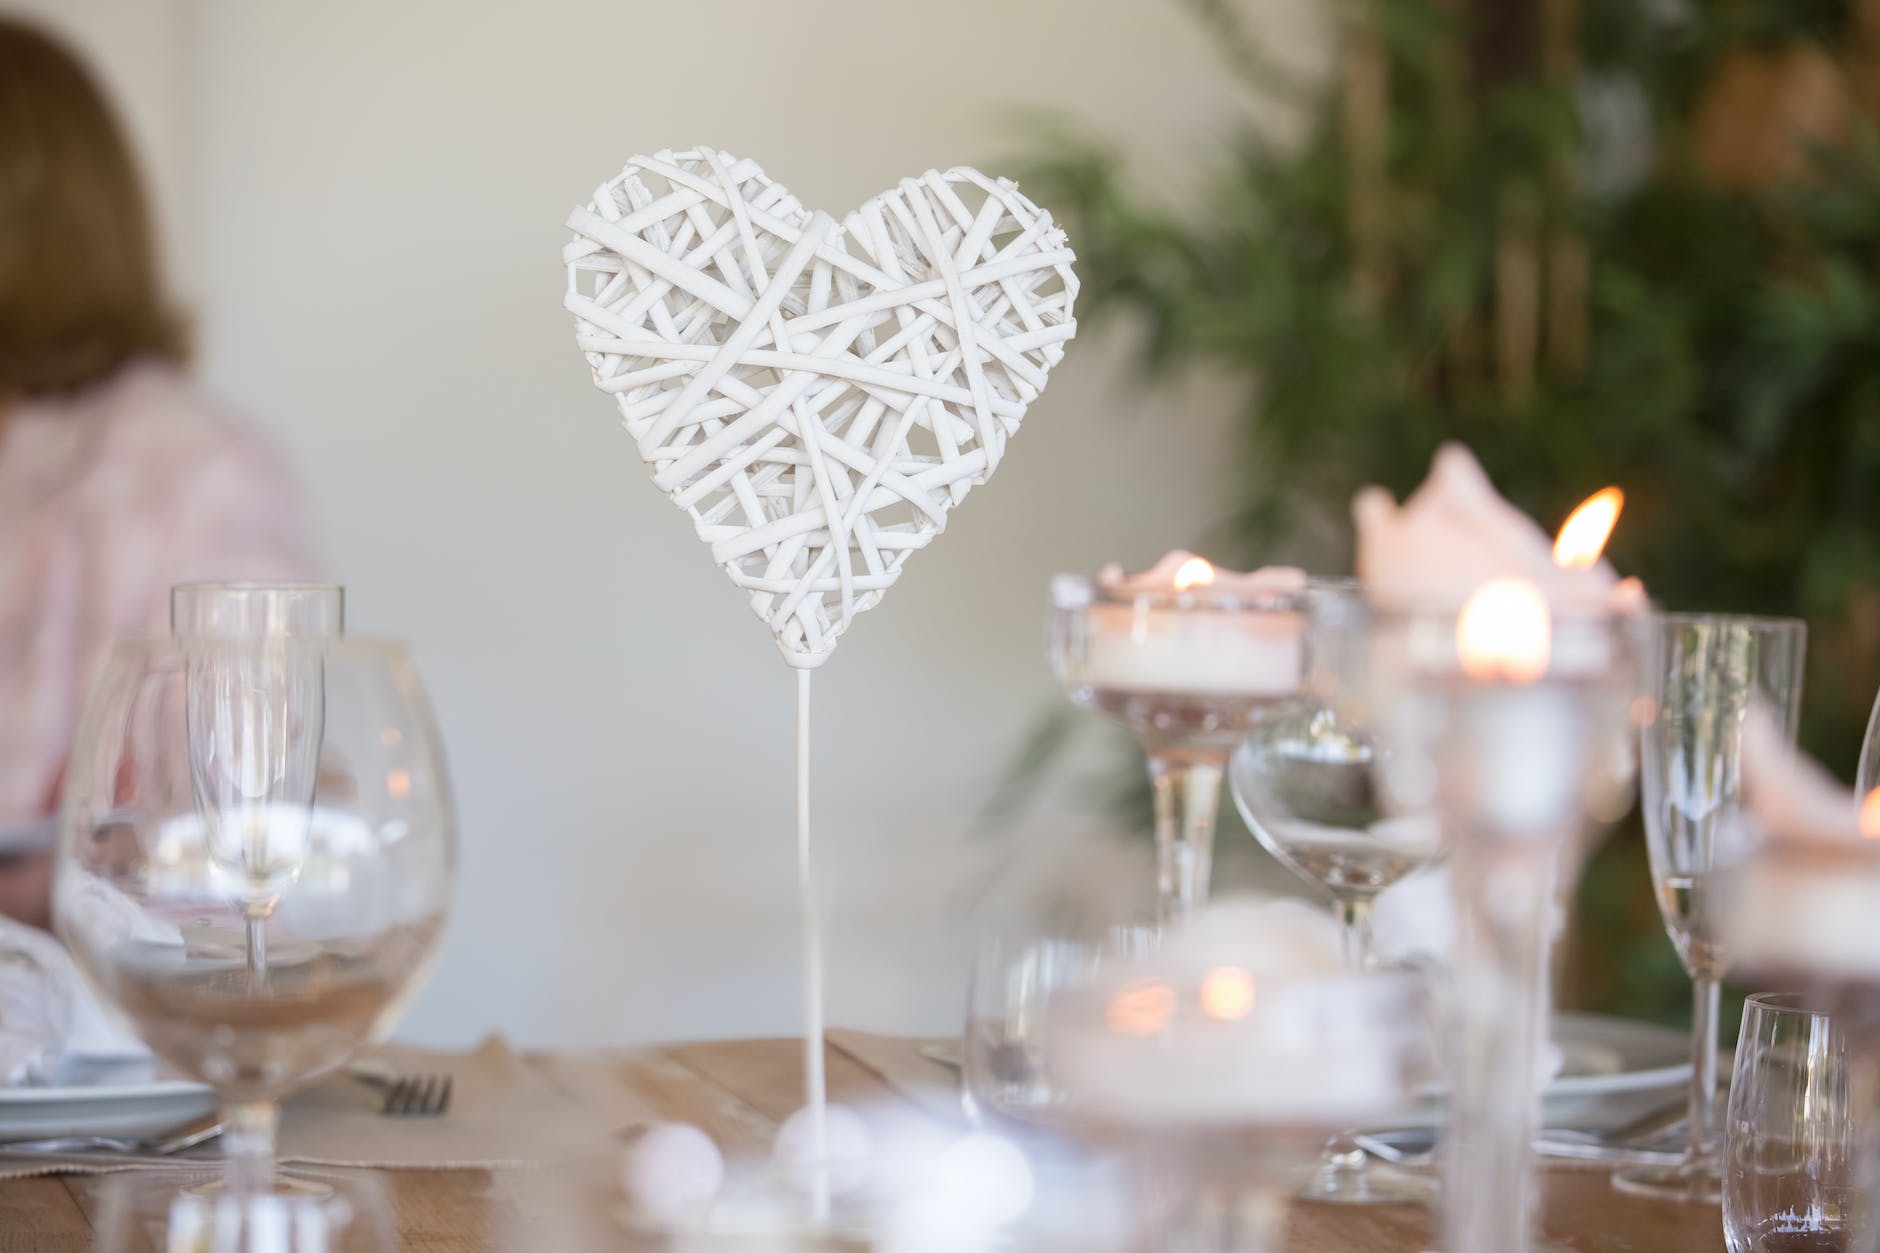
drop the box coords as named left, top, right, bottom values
left=1076, top=552, right=1310, bottom=696
left=1052, top=900, right=1414, bottom=1127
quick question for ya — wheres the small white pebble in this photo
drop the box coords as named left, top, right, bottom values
left=774, top=1103, right=872, bottom=1197
left=619, top=1122, right=724, bottom=1221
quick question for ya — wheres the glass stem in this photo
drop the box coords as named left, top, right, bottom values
left=1688, top=974, right=1721, bottom=1167
left=1443, top=846, right=1552, bottom=1253
left=1147, top=755, right=1223, bottom=928
left=1318, top=894, right=1379, bottom=1181
left=244, top=906, right=269, bottom=992
left=222, top=1099, right=280, bottom=1195
left=1336, top=896, right=1375, bottom=969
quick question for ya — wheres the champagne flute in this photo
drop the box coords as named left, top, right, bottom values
left=1228, top=583, right=1442, bottom=1204
left=57, top=633, right=454, bottom=1250
left=1614, top=613, right=1806, bottom=1203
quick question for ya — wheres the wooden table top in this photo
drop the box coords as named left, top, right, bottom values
left=1, top=1032, right=1725, bottom=1251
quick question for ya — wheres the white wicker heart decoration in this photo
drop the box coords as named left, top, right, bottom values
left=564, top=148, right=1078, bottom=668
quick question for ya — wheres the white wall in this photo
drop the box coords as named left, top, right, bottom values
left=15, top=0, right=1324, bottom=1047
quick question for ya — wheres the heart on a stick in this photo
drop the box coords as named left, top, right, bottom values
left=564, top=148, right=1078, bottom=667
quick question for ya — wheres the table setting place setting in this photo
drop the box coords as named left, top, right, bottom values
left=2, top=139, right=1879, bottom=1253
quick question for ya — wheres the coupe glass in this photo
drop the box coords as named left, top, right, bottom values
left=1365, top=595, right=1641, bottom=1253
left=1724, top=993, right=1865, bottom=1253
left=1228, top=585, right=1440, bottom=1204
left=1050, top=572, right=1312, bottom=926
left=56, top=634, right=454, bottom=1248
left=1616, top=613, right=1807, bottom=1203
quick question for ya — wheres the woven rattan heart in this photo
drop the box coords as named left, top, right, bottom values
left=564, top=148, right=1078, bottom=667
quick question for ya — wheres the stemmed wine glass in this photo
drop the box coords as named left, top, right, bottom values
left=56, top=627, right=454, bottom=1250
left=1228, top=582, right=1441, bottom=1204
left=1614, top=613, right=1805, bottom=1203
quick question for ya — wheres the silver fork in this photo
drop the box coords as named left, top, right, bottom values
left=350, top=1068, right=452, bottom=1116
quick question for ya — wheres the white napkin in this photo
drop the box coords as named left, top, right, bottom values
left=0, top=878, right=175, bottom=1086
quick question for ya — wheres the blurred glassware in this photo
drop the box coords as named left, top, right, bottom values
left=1617, top=613, right=1806, bottom=1203
left=93, top=1169, right=396, bottom=1253
left=1723, top=993, right=1864, bottom=1253
left=1049, top=568, right=1312, bottom=927
left=1858, top=685, right=1880, bottom=801
left=171, top=583, right=345, bottom=640
left=1045, top=906, right=1430, bottom=1253
left=1364, top=591, right=1641, bottom=1253
left=56, top=632, right=453, bottom=1250
left=963, top=923, right=1155, bottom=1135
left=1228, top=583, right=1440, bottom=1205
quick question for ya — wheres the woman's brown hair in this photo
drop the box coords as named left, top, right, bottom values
left=0, top=18, right=186, bottom=400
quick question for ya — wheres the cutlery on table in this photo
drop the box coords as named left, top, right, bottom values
left=347, top=1064, right=453, bottom=1117
left=0, top=1110, right=223, bottom=1157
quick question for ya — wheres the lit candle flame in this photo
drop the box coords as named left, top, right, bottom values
left=1861, top=788, right=1880, bottom=840
left=1553, top=487, right=1624, bottom=569
left=1456, top=578, right=1552, bottom=684
left=1173, top=557, right=1215, bottom=592
left=1199, top=966, right=1255, bottom=1021
left=1106, top=979, right=1175, bottom=1035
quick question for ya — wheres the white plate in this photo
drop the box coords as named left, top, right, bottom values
left=0, top=1057, right=214, bottom=1141
left=1546, top=1012, right=1689, bottom=1098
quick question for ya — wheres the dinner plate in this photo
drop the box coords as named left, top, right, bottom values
left=0, top=1057, right=215, bottom=1141
left=1545, top=1012, right=1688, bottom=1098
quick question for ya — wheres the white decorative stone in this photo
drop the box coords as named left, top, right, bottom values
left=565, top=148, right=1079, bottom=667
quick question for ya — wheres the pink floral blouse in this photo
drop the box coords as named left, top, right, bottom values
left=0, top=363, right=317, bottom=827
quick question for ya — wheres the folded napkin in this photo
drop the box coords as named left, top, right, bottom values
left=0, top=904, right=150, bottom=1086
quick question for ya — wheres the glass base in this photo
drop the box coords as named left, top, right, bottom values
left=1610, top=1158, right=1722, bottom=1204
left=1298, top=1146, right=1434, bottom=1206
left=94, top=1169, right=395, bottom=1253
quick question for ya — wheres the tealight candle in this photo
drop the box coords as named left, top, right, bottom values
left=1077, top=552, right=1309, bottom=696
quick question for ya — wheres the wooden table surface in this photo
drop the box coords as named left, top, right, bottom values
left=0, top=1032, right=1725, bottom=1251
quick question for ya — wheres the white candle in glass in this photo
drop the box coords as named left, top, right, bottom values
left=1079, top=552, right=1309, bottom=695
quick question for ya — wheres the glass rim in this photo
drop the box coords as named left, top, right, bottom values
left=170, top=580, right=345, bottom=594
left=1050, top=570, right=1341, bottom=613
left=106, top=635, right=416, bottom=662
left=1650, top=610, right=1807, bottom=633
left=1741, top=990, right=1831, bottom=1021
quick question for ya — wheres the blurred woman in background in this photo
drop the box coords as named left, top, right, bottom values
left=0, top=18, right=318, bottom=927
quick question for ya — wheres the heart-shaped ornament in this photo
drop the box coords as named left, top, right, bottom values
left=564, top=148, right=1078, bottom=667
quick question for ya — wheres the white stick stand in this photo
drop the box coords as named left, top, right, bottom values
left=796, top=668, right=830, bottom=1222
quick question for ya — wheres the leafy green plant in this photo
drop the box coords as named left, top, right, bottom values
left=1016, top=0, right=1880, bottom=1021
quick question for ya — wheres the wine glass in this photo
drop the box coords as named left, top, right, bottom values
left=964, top=922, right=1156, bottom=1135
left=1049, top=567, right=1313, bottom=926
left=56, top=633, right=454, bottom=1249
left=1723, top=992, right=1864, bottom=1253
left=1227, top=584, right=1441, bottom=1204
left=1615, top=613, right=1806, bottom=1203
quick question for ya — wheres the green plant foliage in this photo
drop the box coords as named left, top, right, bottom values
left=1015, top=0, right=1880, bottom=1022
